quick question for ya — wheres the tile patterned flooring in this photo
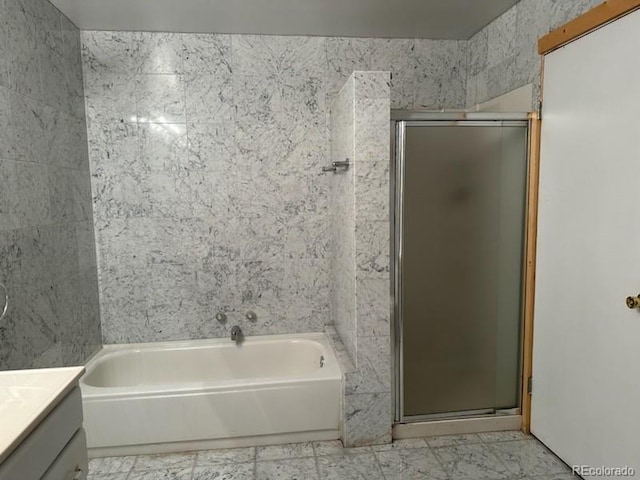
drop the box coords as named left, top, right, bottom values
left=88, top=432, right=577, bottom=480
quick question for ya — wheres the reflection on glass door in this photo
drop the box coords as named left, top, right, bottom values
left=397, top=120, right=528, bottom=419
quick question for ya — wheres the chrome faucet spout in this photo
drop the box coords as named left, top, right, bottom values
left=230, top=325, right=242, bottom=342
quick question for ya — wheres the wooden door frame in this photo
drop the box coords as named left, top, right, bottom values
left=521, top=113, right=540, bottom=433
left=522, top=0, right=640, bottom=433
left=539, top=0, right=640, bottom=54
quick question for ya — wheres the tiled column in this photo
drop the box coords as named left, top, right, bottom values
left=342, top=72, right=392, bottom=447
left=329, top=75, right=357, bottom=364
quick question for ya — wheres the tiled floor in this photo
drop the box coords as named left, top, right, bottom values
left=88, top=431, right=577, bottom=480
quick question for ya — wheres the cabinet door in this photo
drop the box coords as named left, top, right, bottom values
left=42, top=429, right=88, bottom=480
left=0, top=388, right=83, bottom=479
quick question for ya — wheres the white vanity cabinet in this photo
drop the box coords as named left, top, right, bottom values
left=0, top=367, right=87, bottom=480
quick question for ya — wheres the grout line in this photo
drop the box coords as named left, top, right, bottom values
left=253, top=445, right=258, bottom=480
left=313, top=450, right=322, bottom=480
left=371, top=448, right=388, bottom=479
left=122, top=455, right=137, bottom=480
left=424, top=441, right=452, bottom=480
left=482, top=441, right=514, bottom=478
left=129, top=455, right=140, bottom=473
left=188, top=453, right=196, bottom=480
left=484, top=436, right=572, bottom=478
left=128, top=455, right=139, bottom=477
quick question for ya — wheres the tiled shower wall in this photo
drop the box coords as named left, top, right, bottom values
left=82, top=32, right=467, bottom=343
left=466, top=0, right=602, bottom=108
left=0, top=0, right=100, bottom=370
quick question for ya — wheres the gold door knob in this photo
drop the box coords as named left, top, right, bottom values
left=626, top=294, right=640, bottom=309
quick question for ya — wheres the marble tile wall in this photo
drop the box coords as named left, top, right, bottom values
left=0, top=0, right=101, bottom=370
left=83, top=32, right=467, bottom=343
left=466, top=0, right=602, bottom=109
left=330, top=72, right=392, bottom=447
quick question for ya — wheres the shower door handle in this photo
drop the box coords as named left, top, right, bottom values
left=0, top=283, right=7, bottom=321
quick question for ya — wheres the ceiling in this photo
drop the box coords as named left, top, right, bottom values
left=49, top=0, right=520, bottom=40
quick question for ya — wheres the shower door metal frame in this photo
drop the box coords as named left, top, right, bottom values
left=391, top=111, right=532, bottom=424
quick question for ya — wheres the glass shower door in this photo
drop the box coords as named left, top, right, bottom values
left=396, top=119, right=528, bottom=420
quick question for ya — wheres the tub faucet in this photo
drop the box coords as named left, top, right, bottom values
left=230, top=325, right=242, bottom=342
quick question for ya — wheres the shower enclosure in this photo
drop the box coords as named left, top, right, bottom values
left=392, top=112, right=530, bottom=422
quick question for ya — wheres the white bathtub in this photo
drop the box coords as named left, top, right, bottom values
left=80, top=333, right=342, bottom=457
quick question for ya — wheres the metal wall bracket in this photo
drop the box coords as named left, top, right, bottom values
left=322, top=158, right=350, bottom=173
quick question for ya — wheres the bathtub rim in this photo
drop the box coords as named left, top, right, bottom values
left=81, top=332, right=343, bottom=398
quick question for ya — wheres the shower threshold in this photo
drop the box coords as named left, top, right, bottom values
left=393, top=411, right=522, bottom=440
left=403, top=407, right=521, bottom=423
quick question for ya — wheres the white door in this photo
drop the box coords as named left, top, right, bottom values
left=533, top=8, right=640, bottom=475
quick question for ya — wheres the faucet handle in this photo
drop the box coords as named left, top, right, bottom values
left=215, top=312, right=227, bottom=323
left=246, top=310, right=257, bottom=321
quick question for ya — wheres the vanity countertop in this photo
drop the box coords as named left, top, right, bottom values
left=0, top=366, right=85, bottom=464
